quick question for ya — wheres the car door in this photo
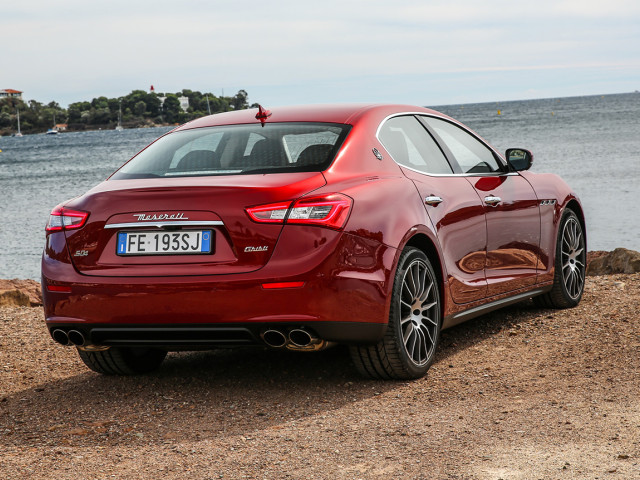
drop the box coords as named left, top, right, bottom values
left=420, top=116, right=541, bottom=297
left=378, top=115, right=488, bottom=303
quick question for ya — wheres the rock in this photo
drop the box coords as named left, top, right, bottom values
left=0, top=289, right=31, bottom=307
left=586, top=248, right=640, bottom=276
left=0, top=279, right=42, bottom=306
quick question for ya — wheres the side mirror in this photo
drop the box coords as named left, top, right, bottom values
left=506, top=148, right=533, bottom=171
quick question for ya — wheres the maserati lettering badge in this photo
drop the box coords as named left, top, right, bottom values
left=133, top=213, right=188, bottom=221
left=244, top=246, right=269, bottom=252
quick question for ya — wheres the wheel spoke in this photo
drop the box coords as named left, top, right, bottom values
left=402, top=281, right=414, bottom=301
left=411, top=263, right=422, bottom=298
left=400, top=313, right=413, bottom=325
left=406, top=270, right=417, bottom=300
left=416, top=327, right=427, bottom=363
left=419, top=265, right=427, bottom=298
left=419, top=281, right=433, bottom=303
left=423, top=314, right=438, bottom=327
left=403, top=325, right=413, bottom=345
left=422, top=300, right=437, bottom=311
left=422, top=324, right=434, bottom=346
left=410, top=330, right=418, bottom=360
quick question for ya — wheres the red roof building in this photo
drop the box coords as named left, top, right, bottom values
left=0, top=89, right=23, bottom=99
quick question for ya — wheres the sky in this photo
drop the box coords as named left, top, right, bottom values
left=3, top=0, right=639, bottom=108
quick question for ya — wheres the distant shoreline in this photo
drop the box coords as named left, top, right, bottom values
left=1, top=121, right=173, bottom=137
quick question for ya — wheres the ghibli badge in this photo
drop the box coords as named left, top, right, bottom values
left=244, top=246, right=269, bottom=252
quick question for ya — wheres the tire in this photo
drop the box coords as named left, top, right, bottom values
left=350, top=247, right=441, bottom=380
left=77, top=347, right=167, bottom=375
left=534, top=209, right=586, bottom=309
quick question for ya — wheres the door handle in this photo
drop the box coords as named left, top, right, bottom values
left=484, top=196, right=501, bottom=206
left=425, top=196, right=443, bottom=206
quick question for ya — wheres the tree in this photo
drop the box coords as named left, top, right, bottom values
left=231, top=89, right=248, bottom=110
left=162, top=95, right=182, bottom=123
left=0, top=112, right=11, bottom=127
left=134, top=101, right=147, bottom=116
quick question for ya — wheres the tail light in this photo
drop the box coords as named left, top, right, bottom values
left=46, top=206, right=89, bottom=232
left=245, top=201, right=292, bottom=223
left=246, top=193, right=352, bottom=230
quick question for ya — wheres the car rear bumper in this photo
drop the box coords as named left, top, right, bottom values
left=42, top=231, right=397, bottom=347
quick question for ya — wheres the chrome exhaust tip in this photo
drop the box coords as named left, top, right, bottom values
left=261, top=329, right=287, bottom=348
left=287, top=329, right=332, bottom=351
left=288, top=328, right=313, bottom=347
left=67, top=330, right=86, bottom=346
left=51, top=329, right=70, bottom=346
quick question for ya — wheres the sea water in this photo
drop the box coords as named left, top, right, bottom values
left=1, top=92, right=638, bottom=280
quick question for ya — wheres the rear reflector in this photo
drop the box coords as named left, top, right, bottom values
left=47, top=285, right=72, bottom=293
left=261, top=282, right=305, bottom=289
left=246, top=193, right=352, bottom=230
left=46, top=206, right=89, bottom=232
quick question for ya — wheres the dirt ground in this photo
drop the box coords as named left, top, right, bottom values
left=1, top=273, right=639, bottom=479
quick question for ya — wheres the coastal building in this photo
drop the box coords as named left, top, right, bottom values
left=0, top=89, right=23, bottom=99
left=157, top=95, right=190, bottom=112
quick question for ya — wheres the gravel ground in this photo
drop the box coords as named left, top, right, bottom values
left=1, top=274, right=639, bottom=479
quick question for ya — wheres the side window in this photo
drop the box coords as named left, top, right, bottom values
left=378, top=116, right=453, bottom=174
left=422, top=117, right=502, bottom=174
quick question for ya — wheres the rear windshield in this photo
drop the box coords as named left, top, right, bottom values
left=111, top=122, right=351, bottom=179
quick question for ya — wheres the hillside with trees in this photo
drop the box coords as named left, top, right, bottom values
left=0, top=89, right=253, bottom=135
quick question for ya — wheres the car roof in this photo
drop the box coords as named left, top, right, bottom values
left=176, top=103, right=444, bottom=130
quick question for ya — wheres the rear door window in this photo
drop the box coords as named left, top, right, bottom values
left=378, top=116, right=453, bottom=175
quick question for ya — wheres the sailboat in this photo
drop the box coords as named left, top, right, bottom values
left=115, top=102, right=123, bottom=131
left=14, top=109, right=23, bottom=137
left=46, top=113, right=59, bottom=135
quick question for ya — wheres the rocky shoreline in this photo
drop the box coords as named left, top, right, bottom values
left=2, top=249, right=637, bottom=308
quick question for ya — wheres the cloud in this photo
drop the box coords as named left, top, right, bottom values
left=3, top=0, right=639, bottom=106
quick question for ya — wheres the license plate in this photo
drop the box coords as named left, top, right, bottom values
left=116, top=230, right=213, bottom=256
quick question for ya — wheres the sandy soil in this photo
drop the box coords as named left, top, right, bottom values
left=1, top=274, right=639, bottom=479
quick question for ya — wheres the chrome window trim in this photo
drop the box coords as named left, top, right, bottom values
left=376, top=111, right=511, bottom=177
left=104, top=220, right=224, bottom=229
left=398, top=163, right=518, bottom=178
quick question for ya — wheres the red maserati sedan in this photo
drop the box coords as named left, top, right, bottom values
left=42, top=104, right=586, bottom=380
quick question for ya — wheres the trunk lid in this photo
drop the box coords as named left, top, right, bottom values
left=63, top=173, right=325, bottom=277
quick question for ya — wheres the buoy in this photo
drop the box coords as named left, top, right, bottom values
left=497, top=109, right=501, bottom=115
left=551, top=112, right=555, bottom=116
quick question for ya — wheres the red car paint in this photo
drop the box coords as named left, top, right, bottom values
left=42, top=104, right=585, bottom=353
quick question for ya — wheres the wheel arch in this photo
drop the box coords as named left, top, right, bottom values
left=402, top=232, right=448, bottom=319
left=564, top=198, right=587, bottom=251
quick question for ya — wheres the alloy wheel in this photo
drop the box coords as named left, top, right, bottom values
left=561, top=216, right=585, bottom=300
left=399, top=258, right=439, bottom=366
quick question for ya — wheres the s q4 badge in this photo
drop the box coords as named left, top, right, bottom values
left=372, top=148, right=383, bottom=160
